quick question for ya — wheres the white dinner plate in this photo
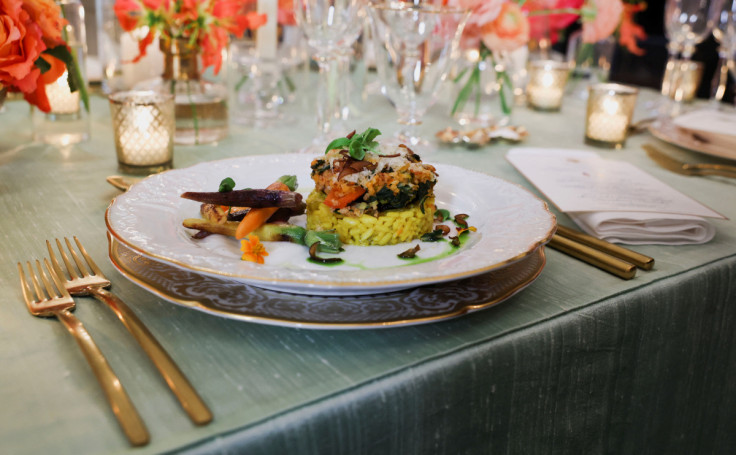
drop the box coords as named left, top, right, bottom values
left=105, top=154, right=556, bottom=295
left=649, top=117, right=736, bottom=161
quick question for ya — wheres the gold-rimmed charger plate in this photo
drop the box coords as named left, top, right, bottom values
left=108, top=238, right=547, bottom=329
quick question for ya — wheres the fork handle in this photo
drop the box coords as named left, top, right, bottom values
left=89, top=287, right=213, bottom=426
left=54, top=309, right=150, bottom=446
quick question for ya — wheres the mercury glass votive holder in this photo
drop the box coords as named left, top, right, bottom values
left=662, top=60, right=703, bottom=102
left=525, top=60, right=571, bottom=111
left=585, top=83, right=638, bottom=149
left=109, top=91, right=175, bottom=175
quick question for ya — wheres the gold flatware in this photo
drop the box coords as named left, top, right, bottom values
left=555, top=225, right=654, bottom=270
left=48, top=237, right=213, bottom=426
left=106, top=176, right=142, bottom=192
left=643, top=144, right=736, bottom=178
left=18, top=259, right=150, bottom=446
left=548, top=234, right=637, bottom=280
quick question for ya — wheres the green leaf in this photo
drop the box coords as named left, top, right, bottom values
left=325, top=137, right=351, bottom=154
left=34, top=57, right=51, bottom=74
left=218, top=177, right=236, bottom=192
left=349, top=139, right=365, bottom=160
left=362, top=128, right=381, bottom=143
left=277, top=175, right=298, bottom=191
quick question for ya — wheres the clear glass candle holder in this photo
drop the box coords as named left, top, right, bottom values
left=662, top=60, right=703, bottom=102
left=525, top=60, right=571, bottom=111
left=109, top=91, right=175, bottom=175
left=32, top=0, right=90, bottom=145
left=585, top=83, right=638, bottom=149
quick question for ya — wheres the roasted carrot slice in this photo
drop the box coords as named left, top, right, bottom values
left=324, top=187, right=366, bottom=209
left=235, top=181, right=290, bottom=239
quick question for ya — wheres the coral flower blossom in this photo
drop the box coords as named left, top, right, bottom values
left=523, top=0, right=583, bottom=44
left=0, top=0, right=72, bottom=112
left=481, top=2, right=530, bottom=53
left=241, top=235, right=269, bottom=264
left=114, top=0, right=266, bottom=74
left=581, top=0, right=624, bottom=44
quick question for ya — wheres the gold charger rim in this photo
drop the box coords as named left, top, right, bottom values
left=108, top=236, right=547, bottom=329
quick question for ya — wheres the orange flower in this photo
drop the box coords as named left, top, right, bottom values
left=240, top=235, right=269, bottom=264
left=0, top=0, right=71, bottom=112
left=481, top=1, right=530, bottom=53
left=581, top=0, right=624, bottom=44
left=618, top=2, right=647, bottom=56
left=114, top=0, right=266, bottom=74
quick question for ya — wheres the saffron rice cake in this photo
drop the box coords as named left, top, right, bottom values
left=307, top=140, right=438, bottom=246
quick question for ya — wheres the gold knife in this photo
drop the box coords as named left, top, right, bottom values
left=548, top=234, right=637, bottom=280
left=643, top=144, right=736, bottom=178
left=555, top=225, right=654, bottom=270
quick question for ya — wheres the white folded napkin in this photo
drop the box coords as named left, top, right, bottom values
left=506, top=147, right=724, bottom=246
left=568, top=211, right=716, bottom=245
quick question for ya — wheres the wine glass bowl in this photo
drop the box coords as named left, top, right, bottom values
left=368, top=2, right=469, bottom=149
left=294, top=0, right=362, bottom=150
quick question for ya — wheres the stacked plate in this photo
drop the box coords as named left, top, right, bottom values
left=650, top=108, right=736, bottom=161
left=105, top=155, right=556, bottom=328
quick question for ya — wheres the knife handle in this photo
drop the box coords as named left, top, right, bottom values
left=549, top=235, right=637, bottom=280
left=555, top=225, right=654, bottom=270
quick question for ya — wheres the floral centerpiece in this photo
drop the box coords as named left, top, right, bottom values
left=0, top=0, right=88, bottom=112
left=113, top=0, right=268, bottom=144
left=449, top=0, right=647, bottom=122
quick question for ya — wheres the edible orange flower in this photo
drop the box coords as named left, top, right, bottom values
left=240, top=235, right=269, bottom=264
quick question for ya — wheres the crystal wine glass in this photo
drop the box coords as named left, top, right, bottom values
left=368, top=2, right=469, bottom=150
left=662, top=0, right=713, bottom=102
left=709, top=0, right=736, bottom=102
left=294, top=0, right=362, bottom=151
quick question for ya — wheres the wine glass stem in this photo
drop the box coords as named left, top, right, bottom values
left=315, top=54, right=341, bottom=139
left=711, top=48, right=729, bottom=103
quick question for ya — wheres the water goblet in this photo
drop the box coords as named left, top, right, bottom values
left=662, top=0, right=713, bottom=105
left=294, top=0, right=362, bottom=152
left=709, top=0, right=736, bottom=103
left=368, top=2, right=469, bottom=150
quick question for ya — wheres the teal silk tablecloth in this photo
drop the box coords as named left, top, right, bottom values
left=1, top=81, right=735, bottom=454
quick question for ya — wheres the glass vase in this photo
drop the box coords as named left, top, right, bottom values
left=147, top=38, right=228, bottom=145
left=32, top=0, right=90, bottom=145
left=451, top=50, right=512, bottom=129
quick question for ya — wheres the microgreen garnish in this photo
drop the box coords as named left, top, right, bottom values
left=219, top=177, right=235, bottom=192
left=325, top=127, right=382, bottom=160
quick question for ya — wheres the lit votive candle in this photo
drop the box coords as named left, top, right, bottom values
left=585, top=83, right=638, bottom=148
left=526, top=60, right=571, bottom=111
left=46, top=71, right=81, bottom=115
left=109, top=91, right=175, bottom=175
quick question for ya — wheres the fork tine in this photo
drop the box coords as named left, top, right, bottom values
left=35, top=259, right=59, bottom=300
left=46, top=240, right=68, bottom=281
left=53, top=238, right=81, bottom=280
left=64, top=237, right=92, bottom=277
left=44, top=258, right=71, bottom=299
left=27, top=261, right=46, bottom=302
left=17, top=262, right=34, bottom=309
left=73, top=236, right=104, bottom=277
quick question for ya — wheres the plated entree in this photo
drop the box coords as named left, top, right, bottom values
left=181, top=128, right=473, bottom=264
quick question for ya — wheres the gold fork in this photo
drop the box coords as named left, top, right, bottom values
left=18, top=259, right=150, bottom=446
left=48, top=237, right=213, bottom=426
